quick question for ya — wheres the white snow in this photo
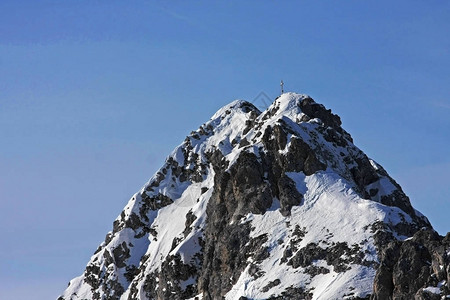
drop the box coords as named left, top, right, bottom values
left=423, top=286, right=441, bottom=294
left=365, top=176, right=397, bottom=198
left=226, top=169, right=395, bottom=299
left=310, top=265, right=375, bottom=300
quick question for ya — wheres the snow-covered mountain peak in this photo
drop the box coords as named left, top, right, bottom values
left=59, top=93, right=449, bottom=300
left=210, top=99, right=260, bottom=120
left=264, top=92, right=309, bottom=120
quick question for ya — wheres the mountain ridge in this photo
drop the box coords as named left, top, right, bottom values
left=59, top=93, right=449, bottom=300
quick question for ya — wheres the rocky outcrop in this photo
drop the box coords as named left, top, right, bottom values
left=372, top=229, right=450, bottom=300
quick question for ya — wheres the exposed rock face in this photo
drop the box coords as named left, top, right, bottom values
left=59, top=93, right=448, bottom=300
left=372, top=229, right=450, bottom=300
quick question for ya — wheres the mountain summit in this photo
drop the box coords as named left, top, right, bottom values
left=59, top=93, right=450, bottom=300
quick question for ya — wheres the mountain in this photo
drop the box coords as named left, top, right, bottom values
left=59, top=93, right=450, bottom=300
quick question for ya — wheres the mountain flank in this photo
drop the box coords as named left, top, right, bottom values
left=59, top=93, right=450, bottom=300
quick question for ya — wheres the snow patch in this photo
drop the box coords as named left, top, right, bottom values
left=423, top=286, right=441, bottom=294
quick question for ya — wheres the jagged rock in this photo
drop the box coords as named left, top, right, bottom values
left=372, top=229, right=450, bottom=300
left=262, top=279, right=281, bottom=292
left=278, top=174, right=303, bottom=216
left=268, top=286, right=313, bottom=300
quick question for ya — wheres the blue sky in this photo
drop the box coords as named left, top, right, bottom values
left=1, top=1, right=449, bottom=299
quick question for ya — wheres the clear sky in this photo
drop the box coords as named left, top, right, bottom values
left=1, top=1, right=449, bottom=299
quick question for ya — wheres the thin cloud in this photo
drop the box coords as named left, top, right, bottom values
left=432, top=101, right=450, bottom=110
left=154, top=4, right=196, bottom=26
left=152, top=3, right=244, bottom=48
